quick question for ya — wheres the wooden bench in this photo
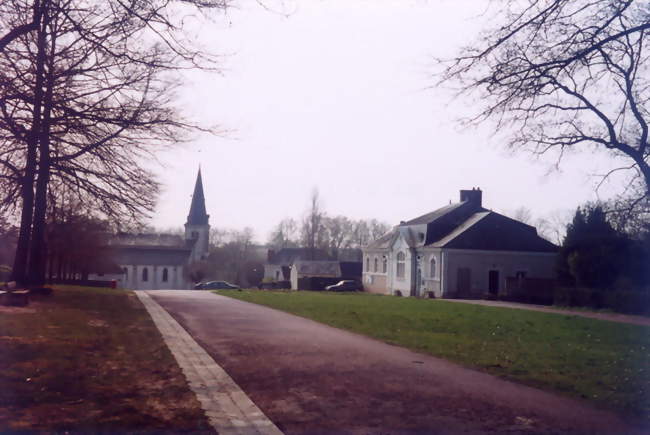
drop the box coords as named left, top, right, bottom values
left=1, top=281, right=29, bottom=306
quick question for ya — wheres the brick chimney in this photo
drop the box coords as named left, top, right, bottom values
left=460, top=188, right=482, bottom=207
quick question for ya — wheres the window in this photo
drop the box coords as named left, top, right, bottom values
left=162, top=268, right=169, bottom=282
left=396, top=252, right=405, bottom=278
left=373, top=257, right=378, bottom=272
left=365, top=256, right=370, bottom=272
left=429, top=256, right=436, bottom=279
left=142, top=267, right=149, bottom=282
left=382, top=257, right=387, bottom=273
left=123, top=267, right=128, bottom=277
left=275, top=271, right=280, bottom=280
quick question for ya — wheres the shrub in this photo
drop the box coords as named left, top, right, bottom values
left=554, top=287, right=650, bottom=315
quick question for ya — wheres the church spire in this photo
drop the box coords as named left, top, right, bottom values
left=186, top=168, right=209, bottom=225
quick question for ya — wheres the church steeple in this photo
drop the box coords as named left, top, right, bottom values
left=186, top=168, right=209, bottom=225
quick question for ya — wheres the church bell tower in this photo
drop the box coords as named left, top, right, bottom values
left=185, top=168, right=210, bottom=263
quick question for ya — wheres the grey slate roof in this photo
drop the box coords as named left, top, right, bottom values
left=365, top=197, right=557, bottom=253
left=404, top=202, right=465, bottom=225
left=113, top=245, right=191, bottom=266
left=187, top=169, right=209, bottom=225
left=267, top=248, right=331, bottom=265
left=293, top=261, right=341, bottom=277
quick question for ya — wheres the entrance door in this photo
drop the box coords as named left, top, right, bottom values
left=488, top=270, right=500, bottom=296
left=456, top=268, right=471, bottom=297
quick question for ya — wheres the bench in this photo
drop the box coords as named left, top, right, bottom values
left=1, top=281, right=29, bottom=306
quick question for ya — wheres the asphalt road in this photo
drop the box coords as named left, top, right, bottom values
left=148, top=290, right=644, bottom=434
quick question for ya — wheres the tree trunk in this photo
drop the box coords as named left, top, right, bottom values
left=10, top=1, right=47, bottom=286
left=26, top=2, right=52, bottom=287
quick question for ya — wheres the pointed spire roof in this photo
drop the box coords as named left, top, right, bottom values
left=186, top=168, right=209, bottom=225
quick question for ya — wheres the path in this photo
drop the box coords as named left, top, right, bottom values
left=445, top=299, right=650, bottom=327
left=135, top=291, right=282, bottom=435
left=145, top=290, right=645, bottom=434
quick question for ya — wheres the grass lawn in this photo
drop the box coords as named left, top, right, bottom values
left=216, top=290, right=650, bottom=421
left=0, top=285, right=211, bottom=432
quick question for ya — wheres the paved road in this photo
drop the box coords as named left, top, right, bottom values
left=149, top=290, right=645, bottom=434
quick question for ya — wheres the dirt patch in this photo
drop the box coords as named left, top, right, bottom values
left=0, top=306, right=36, bottom=314
left=0, top=285, right=213, bottom=433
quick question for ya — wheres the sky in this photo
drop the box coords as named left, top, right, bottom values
left=150, top=0, right=625, bottom=242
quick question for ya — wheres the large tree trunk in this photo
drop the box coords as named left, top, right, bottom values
left=10, top=2, right=47, bottom=286
left=28, top=27, right=54, bottom=287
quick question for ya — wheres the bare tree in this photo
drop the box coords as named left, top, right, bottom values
left=300, top=188, right=326, bottom=259
left=351, top=219, right=370, bottom=249
left=0, top=0, right=227, bottom=285
left=0, top=0, right=41, bottom=52
left=268, top=217, right=299, bottom=248
left=439, top=1, right=650, bottom=206
left=324, top=215, right=354, bottom=250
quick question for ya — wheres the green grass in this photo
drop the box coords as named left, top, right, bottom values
left=0, top=285, right=210, bottom=432
left=216, top=290, right=650, bottom=420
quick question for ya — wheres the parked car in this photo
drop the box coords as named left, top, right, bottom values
left=325, top=280, right=361, bottom=292
left=194, top=281, right=240, bottom=290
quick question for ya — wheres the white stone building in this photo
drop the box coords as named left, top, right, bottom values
left=362, top=189, right=557, bottom=298
left=89, top=169, right=210, bottom=290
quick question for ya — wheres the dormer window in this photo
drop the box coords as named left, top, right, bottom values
left=419, top=232, right=425, bottom=242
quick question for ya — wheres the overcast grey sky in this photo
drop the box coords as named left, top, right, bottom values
left=151, top=0, right=625, bottom=242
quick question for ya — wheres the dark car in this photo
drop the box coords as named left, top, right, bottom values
left=194, top=281, right=240, bottom=290
left=325, top=280, right=361, bottom=292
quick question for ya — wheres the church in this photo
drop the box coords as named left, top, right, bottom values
left=90, top=169, right=211, bottom=290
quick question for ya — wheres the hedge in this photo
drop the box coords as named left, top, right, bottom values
left=553, top=287, right=650, bottom=315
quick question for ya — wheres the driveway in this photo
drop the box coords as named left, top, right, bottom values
left=148, top=290, right=644, bottom=434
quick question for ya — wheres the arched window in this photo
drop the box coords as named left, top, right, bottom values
left=162, top=268, right=169, bottom=282
left=142, top=267, right=149, bottom=282
left=373, top=257, right=378, bottom=272
left=382, top=257, right=387, bottom=273
left=396, top=252, right=405, bottom=278
left=365, top=256, right=370, bottom=272
left=429, top=256, right=436, bottom=279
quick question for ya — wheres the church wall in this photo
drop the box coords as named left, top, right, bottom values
left=118, top=264, right=189, bottom=290
left=185, top=224, right=210, bottom=263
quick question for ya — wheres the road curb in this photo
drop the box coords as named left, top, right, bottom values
left=135, top=290, right=283, bottom=435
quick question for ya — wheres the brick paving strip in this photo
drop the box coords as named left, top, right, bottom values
left=135, top=291, right=283, bottom=435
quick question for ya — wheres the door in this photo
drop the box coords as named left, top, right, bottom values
left=488, top=270, right=500, bottom=296
left=456, top=268, right=471, bottom=297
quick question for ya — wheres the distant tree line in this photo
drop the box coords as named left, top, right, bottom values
left=267, top=189, right=391, bottom=256
left=186, top=227, right=264, bottom=287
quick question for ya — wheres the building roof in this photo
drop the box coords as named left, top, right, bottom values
left=404, top=202, right=466, bottom=225
left=111, top=233, right=186, bottom=247
left=112, top=245, right=192, bottom=266
left=267, top=248, right=331, bottom=265
left=292, top=260, right=341, bottom=277
left=436, top=212, right=557, bottom=252
left=186, top=168, right=209, bottom=226
left=365, top=189, right=557, bottom=253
